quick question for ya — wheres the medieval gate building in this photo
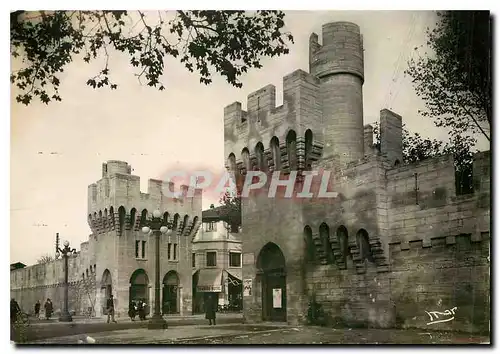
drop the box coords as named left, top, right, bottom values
left=10, top=160, right=202, bottom=318
left=222, top=22, right=490, bottom=332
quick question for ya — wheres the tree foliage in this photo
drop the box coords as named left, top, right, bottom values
left=11, top=10, right=293, bottom=105
left=218, top=189, right=242, bottom=232
left=37, top=254, right=54, bottom=264
left=405, top=10, right=491, bottom=141
left=72, top=274, right=97, bottom=316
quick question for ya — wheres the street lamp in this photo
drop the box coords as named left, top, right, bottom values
left=55, top=233, right=77, bottom=322
left=142, top=209, right=173, bottom=329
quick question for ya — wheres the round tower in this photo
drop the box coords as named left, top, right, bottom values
left=309, top=22, right=365, bottom=165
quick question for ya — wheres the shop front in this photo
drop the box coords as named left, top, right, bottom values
left=192, top=269, right=223, bottom=314
left=192, top=269, right=242, bottom=313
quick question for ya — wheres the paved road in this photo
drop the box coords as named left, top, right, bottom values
left=22, top=323, right=490, bottom=345
left=13, top=313, right=243, bottom=342
left=167, top=326, right=491, bottom=345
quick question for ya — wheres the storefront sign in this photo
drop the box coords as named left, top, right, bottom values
left=197, top=285, right=221, bottom=292
left=273, top=288, right=282, bottom=308
left=243, top=279, right=252, bottom=296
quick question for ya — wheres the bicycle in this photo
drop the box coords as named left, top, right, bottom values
left=17, top=312, right=30, bottom=325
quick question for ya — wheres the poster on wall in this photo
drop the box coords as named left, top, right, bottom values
left=243, top=279, right=252, bottom=296
left=273, top=288, right=282, bottom=308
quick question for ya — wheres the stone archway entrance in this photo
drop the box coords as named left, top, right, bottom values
left=129, top=269, right=150, bottom=313
left=162, top=271, right=180, bottom=314
left=257, top=242, right=287, bottom=322
left=100, top=269, right=112, bottom=315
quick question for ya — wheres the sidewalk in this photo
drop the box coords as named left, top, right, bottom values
left=17, top=313, right=243, bottom=342
left=28, top=323, right=284, bottom=344
left=28, top=313, right=232, bottom=326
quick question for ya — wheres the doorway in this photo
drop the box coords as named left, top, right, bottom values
left=162, top=271, right=180, bottom=314
left=101, top=269, right=113, bottom=315
left=257, top=242, right=287, bottom=322
left=129, top=269, right=150, bottom=314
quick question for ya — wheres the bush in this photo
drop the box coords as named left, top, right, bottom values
left=306, top=299, right=327, bottom=326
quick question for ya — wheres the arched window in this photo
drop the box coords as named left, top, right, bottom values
left=130, top=208, right=137, bottom=230
left=118, top=206, right=126, bottom=232
left=319, top=223, right=334, bottom=264
left=173, top=214, right=180, bottom=231
left=139, top=209, right=148, bottom=227
left=356, top=229, right=374, bottom=263
left=304, top=226, right=315, bottom=262
left=336, top=226, right=349, bottom=264
left=270, top=136, right=281, bottom=171
left=227, top=153, right=237, bottom=172
left=286, top=130, right=297, bottom=170
left=305, top=129, right=313, bottom=171
left=163, top=212, right=169, bottom=225
left=241, top=148, right=251, bottom=172
left=254, top=142, right=266, bottom=171
left=183, top=215, right=190, bottom=233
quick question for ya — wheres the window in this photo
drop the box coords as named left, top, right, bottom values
left=192, top=253, right=196, bottom=268
left=229, top=252, right=241, bottom=267
left=206, top=251, right=217, bottom=267
left=206, top=222, right=216, bottom=232
left=135, top=240, right=146, bottom=259
left=173, top=244, right=177, bottom=260
left=168, top=243, right=172, bottom=260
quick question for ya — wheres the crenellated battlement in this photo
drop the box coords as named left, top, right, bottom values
left=224, top=70, right=321, bottom=144
left=309, top=21, right=364, bottom=82
left=87, top=161, right=202, bottom=236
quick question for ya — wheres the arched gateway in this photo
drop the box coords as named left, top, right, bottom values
left=101, top=269, right=113, bottom=315
left=129, top=269, right=150, bottom=306
left=257, top=242, right=287, bottom=322
left=163, top=271, right=180, bottom=314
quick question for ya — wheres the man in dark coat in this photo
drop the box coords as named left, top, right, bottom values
left=128, top=301, right=136, bottom=321
left=106, top=294, right=117, bottom=324
left=44, top=299, right=53, bottom=320
left=34, top=300, right=41, bottom=319
left=205, top=294, right=216, bottom=325
left=10, top=299, right=21, bottom=324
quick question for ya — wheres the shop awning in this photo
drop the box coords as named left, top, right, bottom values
left=195, top=269, right=223, bottom=292
left=225, top=270, right=242, bottom=286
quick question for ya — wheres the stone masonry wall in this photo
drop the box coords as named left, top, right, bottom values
left=305, top=233, right=490, bottom=334
left=241, top=190, right=307, bottom=325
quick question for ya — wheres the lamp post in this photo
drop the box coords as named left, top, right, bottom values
left=142, top=209, right=172, bottom=330
left=55, top=233, right=77, bottom=322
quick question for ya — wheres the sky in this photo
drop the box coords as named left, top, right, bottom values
left=9, top=10, right=490, bottom=266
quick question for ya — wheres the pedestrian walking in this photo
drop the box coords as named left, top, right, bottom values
left=138, top=299, right=147, bottom=321
left=34, top=300, right=41, bottom=319
left=106, top=294, right=117, bottom=324
left=205, top=294, right=216, bottom=326
left=44, top=299, right=53, bottom=320
left=128, top=301, right=136, bottom=321
left=10, top=298, right=21, bottom=324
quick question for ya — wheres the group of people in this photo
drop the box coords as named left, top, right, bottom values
left=12, top=294, right=220, bottom=326
left=10, top=298, right=54, bottom=323
left=34, top=299, right=54, bottom=320
left=128, top=298, right=148, bottom=321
